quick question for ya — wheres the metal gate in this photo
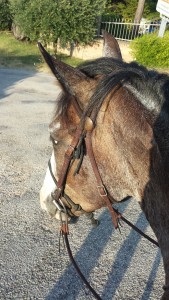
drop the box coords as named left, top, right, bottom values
left=100, top=19, right=161, bottom=41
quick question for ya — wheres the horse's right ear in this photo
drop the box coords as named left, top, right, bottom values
left=102, top=30, right=122, bottom=60
left=38, top=42, right=96, bottom=105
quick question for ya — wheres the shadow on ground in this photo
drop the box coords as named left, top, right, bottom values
left=45, top=199, right=161, bottom=300
left=0, top=67, right=37, bottom=100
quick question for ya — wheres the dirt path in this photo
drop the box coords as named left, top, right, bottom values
left=58, top=39, right=133, bottom=62
left=0, top=68, right=164, bottom=300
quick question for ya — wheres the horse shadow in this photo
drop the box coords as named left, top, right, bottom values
left=45, top=199, right=161, bottom=300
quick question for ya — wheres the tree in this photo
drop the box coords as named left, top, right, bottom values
left=10, top=0, right=106, bottom=55
left=10, top=0, right=61, bottom=43
left=104, top=0, right=158, bottom=20
left=134, top=0, right=146, bottom=23
left=0, top=0, right=12, bottom=30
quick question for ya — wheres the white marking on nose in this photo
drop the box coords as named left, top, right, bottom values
left=40, top=151, right=57, bottom=210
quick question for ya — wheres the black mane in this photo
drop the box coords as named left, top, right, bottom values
left=55, top=57, right=169, bottom=126
left=78, top=57, right=169, bottom=121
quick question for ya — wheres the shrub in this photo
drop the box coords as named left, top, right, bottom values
left=0, top=0, right=12, bottom=30
left=10, top=0, right=106, bottom=55
left=130, top=31, right=169, bottom=68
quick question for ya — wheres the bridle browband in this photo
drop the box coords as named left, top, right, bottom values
left=48, top=95, right=159, bottom=300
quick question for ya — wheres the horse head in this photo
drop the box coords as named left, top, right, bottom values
left=39, top=32, right=169, bottom=299
left=39, top=31, right=124, bottom=217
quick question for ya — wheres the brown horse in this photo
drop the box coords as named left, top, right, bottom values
left=39, top=32, right=169, bottom=299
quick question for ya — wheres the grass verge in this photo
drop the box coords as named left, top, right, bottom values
left=0, top=31, right=84, bottom=70
left=0, top=31, right=168, bottom=74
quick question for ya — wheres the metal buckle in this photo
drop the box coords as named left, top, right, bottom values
left=53, top=198, right=69, bottom=234
left=97, top=184, right=107, bottom=197
left=53, top=199, right=63, bottom=211
left=53, top=198, right=67, bottom=213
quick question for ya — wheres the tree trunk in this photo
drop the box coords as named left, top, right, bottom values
left=12, top=23, right=26, bottom=41
left=134, top=0, right=146, bottom=23
left=70, top=42, right=75, bottom=57
left=133, top=0, right=146, bottom=38
left=96, top=15, right=102, bottom=36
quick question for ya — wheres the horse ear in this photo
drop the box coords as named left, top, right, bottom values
left=38, top=42, right=95, bottom=104
left=102, top=30, right=122, bottom=60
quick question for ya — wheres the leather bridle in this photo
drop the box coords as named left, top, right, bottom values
left=51, top=88, right=122, bottom=230
left=48, top=96, right=159, bottom=299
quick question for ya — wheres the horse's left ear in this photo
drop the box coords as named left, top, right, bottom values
left=38, top=42, right=96, bottom=105
left=102, top=30, right=122, bottom=60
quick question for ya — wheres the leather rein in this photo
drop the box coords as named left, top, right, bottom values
left=49, top=95, right=159, bottom=300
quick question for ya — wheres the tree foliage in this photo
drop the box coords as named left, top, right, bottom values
left=104, top=0, right=159, bottom=20
left=10, top=0, right=106, bottom=49
left=10, top=0, right=60, bottom=42
left=0, top=0, right=12, bottom=30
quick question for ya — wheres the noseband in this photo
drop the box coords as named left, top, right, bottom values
left=48, top=159, right=99, bottom=226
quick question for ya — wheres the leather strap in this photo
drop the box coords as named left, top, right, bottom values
left=85, top=130, right=121, bottom=229
left=52, top=89, right=121, bottom=229
left=52, top=127, right=82, bottom=202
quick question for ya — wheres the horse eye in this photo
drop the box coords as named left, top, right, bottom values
left=50, top=135, right=58, bottom=145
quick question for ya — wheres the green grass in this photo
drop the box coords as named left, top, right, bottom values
left=0, top=31, right=84, bottom=70
left=1, top=31, right=168, bottom=74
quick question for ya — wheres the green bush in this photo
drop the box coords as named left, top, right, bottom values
left=130, top=31, right=169, bottom=68
left=10, top=0, right=106, bottom=54
left=0, top=0, right=12, bottom=30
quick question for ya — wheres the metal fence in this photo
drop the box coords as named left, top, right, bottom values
left=100, top=19, right=161, bottom=41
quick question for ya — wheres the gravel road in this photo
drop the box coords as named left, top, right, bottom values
left=0, top=68, right=164, bottom=300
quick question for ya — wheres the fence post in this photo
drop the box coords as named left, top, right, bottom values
left=158, top=16, right=168, bottom=37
